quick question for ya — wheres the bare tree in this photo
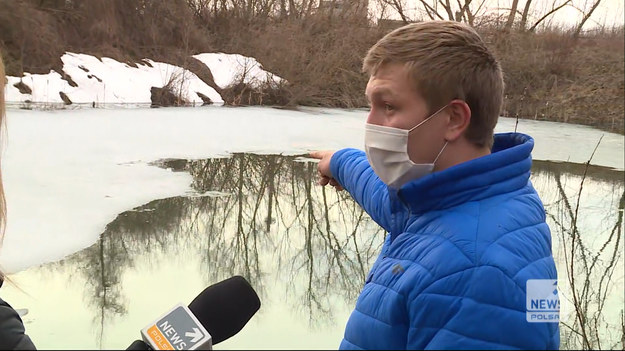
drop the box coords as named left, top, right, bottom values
left=453, top=0, right=471, bottom=21
left=430, top=0, right=474, bottom=21
left=464, top=0, right=486, bottom=26
left=380, top=0, right=478, bottom=23
left=505, top=0, right=520, bottom=30
left=419, top=0, right=446, bottom=20
left=519, top=0, right=533, bottom=31
left=574, top=0, right=602, bottom=37
left=441, top=0, right=455, bottom=20
left=379, top=0, right=411, bottom=22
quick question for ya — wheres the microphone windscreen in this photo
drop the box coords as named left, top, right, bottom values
left=188, top=276, right=261, bottom=345
left=126, top=340, right=152, bottom=350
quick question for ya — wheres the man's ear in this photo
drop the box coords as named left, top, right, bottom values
left=445, top=100, right=471, bottom=142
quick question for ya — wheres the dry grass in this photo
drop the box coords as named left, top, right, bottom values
left=204, top=13, right=379, bottom=107
left=487, top=26, right=624, bottom=133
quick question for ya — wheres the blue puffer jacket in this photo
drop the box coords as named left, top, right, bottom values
left=331, top=133, right=559, bottom=350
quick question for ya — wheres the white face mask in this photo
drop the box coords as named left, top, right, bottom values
left=364, top=105, right=449, bottom=188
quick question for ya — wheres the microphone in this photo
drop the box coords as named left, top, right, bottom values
left=127, top=276, right=261, bottom=350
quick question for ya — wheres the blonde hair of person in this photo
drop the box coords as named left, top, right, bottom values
left=363, top=21, right=504, bottom=149
left=0, top=54, right=7, bottom=284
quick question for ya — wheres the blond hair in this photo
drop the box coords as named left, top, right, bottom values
left=363, top=21, right=504, bottom=148
left=0, top=54, right=7, bottom=284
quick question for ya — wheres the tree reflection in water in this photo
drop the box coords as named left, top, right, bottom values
left=42, top=155, right=624, bottom=349
left=47, top=153, right=386, bottom=344
left=532, top=160, right=625, bottom=350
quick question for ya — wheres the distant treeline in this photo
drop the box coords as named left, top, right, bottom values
left=0, top=0, right=623, bottom=133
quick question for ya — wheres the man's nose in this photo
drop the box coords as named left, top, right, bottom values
left=366, top=108, right=383, bottom=126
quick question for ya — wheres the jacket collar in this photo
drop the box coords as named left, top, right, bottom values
left=392, top=132, right=534, bottom=214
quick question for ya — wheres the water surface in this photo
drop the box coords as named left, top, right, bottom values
left=6, top=153, right=623, bottom=349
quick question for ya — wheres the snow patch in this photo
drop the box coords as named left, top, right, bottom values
left=192, top=53, right=284, bottom=89
left=6, top=71, right=73, bottom=105
left=3, top=52, right=285, bottom=107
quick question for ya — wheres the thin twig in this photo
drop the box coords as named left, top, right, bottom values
left=569, top=135, right=604, bottom=349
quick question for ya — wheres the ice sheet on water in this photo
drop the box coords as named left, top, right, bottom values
left=294, top=156, right=321, bottom=163
left=0, top=106, right=622, bottom=274
left=187, top=191, right=234, bottom=198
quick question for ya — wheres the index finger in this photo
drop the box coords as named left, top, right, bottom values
left=308, top=150, right=324, bottom=159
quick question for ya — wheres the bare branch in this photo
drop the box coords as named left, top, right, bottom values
left=379, top=0, right=411, bottom=22
left=568, top=135, right=604, bottom=350
left=438, top=0, right=455, bottom=20
left=574, top=0, right=602, bottom=37
left=473, top=0, right=487, bottom=16
left=529, top=0, right=572, bottom=32
left=455, top=0, right=473, bottom=23
left=419, top=0, right=446, bottom=20
left=393, top=0, right=410, bottom=22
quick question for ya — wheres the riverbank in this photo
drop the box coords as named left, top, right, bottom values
left=5, top=52, right=283, bottom=108
left=1, top=1, right=623, bottom=133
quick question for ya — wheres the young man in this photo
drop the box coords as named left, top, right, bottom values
left=311, top=21, right=559, bottom=349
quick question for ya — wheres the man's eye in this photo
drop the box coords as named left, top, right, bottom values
left=385, top=104, right=394, bottom=112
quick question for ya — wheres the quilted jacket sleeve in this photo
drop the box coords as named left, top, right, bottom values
left=330, top=148, right=391, bottom=232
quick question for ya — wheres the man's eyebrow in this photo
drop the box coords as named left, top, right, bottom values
left=366, top=87, right=395, bottom=101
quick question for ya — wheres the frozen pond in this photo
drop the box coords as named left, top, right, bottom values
left=0, top=107, right=623, bottom=349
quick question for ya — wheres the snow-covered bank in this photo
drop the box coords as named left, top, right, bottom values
left=0, top=107, right=623, bottom=274
left=193, top=53, right=283, bottom=88
left=4, top=52, right=282, bottom=107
